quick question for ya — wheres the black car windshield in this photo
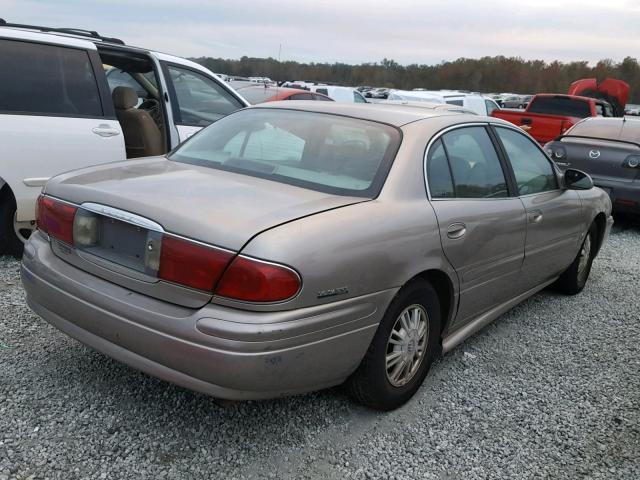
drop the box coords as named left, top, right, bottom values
left=169, top=108, right=401, bottom=197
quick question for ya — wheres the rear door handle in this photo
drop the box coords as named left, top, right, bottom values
left=447, top=222, right=467, bottom=239
left=528, top=210, right=543, bottom=223
left=92, top=124, right=120, bottom=137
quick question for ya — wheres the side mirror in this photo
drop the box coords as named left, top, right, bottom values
left=563, top=168, right=594, bottom=190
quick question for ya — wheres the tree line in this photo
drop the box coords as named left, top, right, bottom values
left=193, top=55, right=640, bottom=102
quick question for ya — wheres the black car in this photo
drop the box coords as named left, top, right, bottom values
left=545, top=117, right=640, bottom=214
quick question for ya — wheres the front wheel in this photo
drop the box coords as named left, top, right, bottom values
left=553, top=223, right=597, bottom=295
left=346, top=280, right=441, bottom=410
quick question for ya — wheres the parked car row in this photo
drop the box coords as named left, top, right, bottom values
left=491, top=79, right=629, bottom=144
left=0, top=19, right=628, bottom=413
left=386, top=90, right=500, bottom=116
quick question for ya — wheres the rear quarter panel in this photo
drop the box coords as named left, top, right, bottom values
left=223, top=117, right=461, bottom=317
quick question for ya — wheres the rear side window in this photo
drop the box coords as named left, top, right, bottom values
left=528, top=96, right=591, bottom=118
left=289, top=93, right=313, bottom=100
left=354, top=92, right=367, bottom=103
left=485, top=99, right=499, bottom=115
left=166, top=64, right=243, bottom=126
left=440, top=127, right=509, bottom=198
left=0, top=39, right=103, bottom=117
left=427, top=139, right=455, bottom=198
left=495, top=127, right=558, bottom=195
left=313, top=94, right=332, bottom=101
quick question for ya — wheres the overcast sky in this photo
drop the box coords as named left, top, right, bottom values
left=3, top=0, right=640, bottom=65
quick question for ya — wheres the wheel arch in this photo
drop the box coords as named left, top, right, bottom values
left=408, top=269, right=456, bottom=339
left=592, top=211, right=607, bottom=257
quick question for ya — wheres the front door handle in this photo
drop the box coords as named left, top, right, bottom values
left=528, top=210, right=543, bottom=223
left=92, top=124, right=121, bottom=137
left=447, top=222, right=467, bottom=239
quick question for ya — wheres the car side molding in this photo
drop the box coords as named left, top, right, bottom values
left=442, top=277, right=557, bottom=353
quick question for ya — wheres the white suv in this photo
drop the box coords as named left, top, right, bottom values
left=0, top=19, right=249, bottom=256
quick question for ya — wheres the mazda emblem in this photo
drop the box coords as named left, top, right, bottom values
left=589, top=150, right=601, bottom=159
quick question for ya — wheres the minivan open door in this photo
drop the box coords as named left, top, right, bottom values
left=568, top=78, right=630, bottom=117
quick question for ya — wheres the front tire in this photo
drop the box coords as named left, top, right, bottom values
left=0, top=189, right=25, bottom=258
left=553, top=223, right=597, bottom=295
left=346, top=280, right=441, bottom=410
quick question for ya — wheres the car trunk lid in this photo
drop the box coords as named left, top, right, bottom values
left=43, top=157, right=367, bottom=307
left=559, top=137, right=640, bottom=183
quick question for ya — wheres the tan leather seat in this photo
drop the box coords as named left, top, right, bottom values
left=112, top=86, right=163, bottom=158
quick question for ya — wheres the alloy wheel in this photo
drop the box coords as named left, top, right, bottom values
left=385, top=304, right=429, bottom=387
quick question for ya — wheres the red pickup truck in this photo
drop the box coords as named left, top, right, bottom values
left=491, top=78, right=629, bottom=144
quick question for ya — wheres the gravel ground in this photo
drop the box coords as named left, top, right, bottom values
left=1, top=218, right=639, bottom=480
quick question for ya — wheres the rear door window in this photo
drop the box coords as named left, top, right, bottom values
left=166, top=64, right=243, bottom=126
left=528, top=96, right=591, bottom=118
left=0, top=39, right=103, bottom=117
left=440, top=126, right=509, bottom=198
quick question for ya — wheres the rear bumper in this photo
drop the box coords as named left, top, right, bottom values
left=21, top=233, right=395, bottom=400
left=594, top=179, right=640, bottom=214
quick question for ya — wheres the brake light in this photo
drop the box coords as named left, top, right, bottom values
left=215, top=256, right=301, bottom=302
left=158, top=235, right=233, bottom=291
left=36, top=195, right=77, bottom=244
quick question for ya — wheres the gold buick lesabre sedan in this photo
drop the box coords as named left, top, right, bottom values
left=22, top=102, right=612, bottom=410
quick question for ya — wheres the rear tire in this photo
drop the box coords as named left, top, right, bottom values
left=553, top=223, right=597, bottom=295
left=0, top=188, right=25, bottom=258
left=346, top=279, right=441, bottom=411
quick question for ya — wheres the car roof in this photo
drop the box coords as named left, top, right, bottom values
left=379, top=100, right=478, bottom=115
left=567, top=117, right=640, bottom=143
left=251, top=101, right=482, bottom=126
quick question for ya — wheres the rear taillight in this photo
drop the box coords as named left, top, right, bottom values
left=158, top=235, right=233, bottom=292
left=215, top=256, right=301, bottom=302
left=36, top=195, right=77, bottom=244
left=560, top=120, right=574, bottom=134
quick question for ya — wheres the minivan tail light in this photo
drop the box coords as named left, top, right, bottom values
left=215, top=256, right=301, bottom=302
left=158, top=235, right=233, bottom=292
left=36, top=195, right=77, bottom=245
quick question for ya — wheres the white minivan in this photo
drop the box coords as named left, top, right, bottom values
left=309, top=85, right=368, bottom=103
left=387, top=90, right=500, bottom=116
left=0, top=19, right=249, bottom=256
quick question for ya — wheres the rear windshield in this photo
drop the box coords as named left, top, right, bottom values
left=528, top=96, right=591, bottom=118
left=169, top=109, right=401, bottom=197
